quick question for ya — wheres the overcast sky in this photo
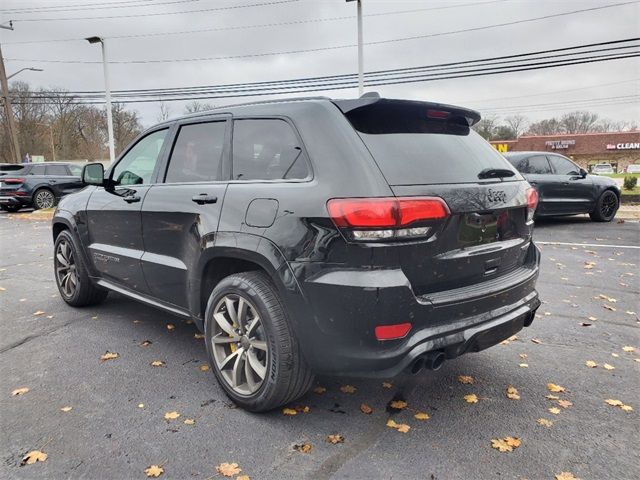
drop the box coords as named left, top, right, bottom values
left=1, top=0, right=638, bottom=128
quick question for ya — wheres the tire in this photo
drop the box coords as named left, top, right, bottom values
left=204, top=271, right=314, bottom=412
left=54, top=230, right=108, bottom=307
left=33, top=188, right=57, bottom=210
left=1, top=205, right=21, bottom=213
left=589, top=190, right=619, bottom=222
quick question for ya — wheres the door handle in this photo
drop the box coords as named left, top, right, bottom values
left=48, top=180, right=57, bottom=184
left=529, top=181, right=537, bottom=185
left=191, top=194, right=218, bottom=205
left=123, top=195, right=141, bottom=203
left=562, top=182, right=569, bottom=185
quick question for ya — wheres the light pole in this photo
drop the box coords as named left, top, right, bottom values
left=7, top=67, right=43, bottom=80
left=0, top=22, right=22, bottom=163
left=86, top=36, right=115, bottom=165
left=346, top=0, right=364, bottom=97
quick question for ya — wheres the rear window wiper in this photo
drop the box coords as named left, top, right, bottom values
left=478, top=168, right=516, bottom=179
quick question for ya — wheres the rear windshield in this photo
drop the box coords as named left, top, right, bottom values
left=0, top=165, right=25, bottom=173
left=345, top=103, right=520, bottom=185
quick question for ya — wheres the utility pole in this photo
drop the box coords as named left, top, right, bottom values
left=0, top=42, right=22, bottom=164
left=346, top=0, right=364, bottom=97
left=86, top=36, right=115, bottom=165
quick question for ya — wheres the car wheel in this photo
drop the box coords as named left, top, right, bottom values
left=589, top=190, right=619, bottom=222
left=33, top=188, right=57, bottom=210
left=204, top=271, right=314, bottom=412
left=1, top=205, right=21, bottom=213
left=54, top=230, right=108, bottom=306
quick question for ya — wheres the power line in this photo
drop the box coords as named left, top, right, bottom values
left=14, top=38, right=640, bottom=99
left=1, top=0, right=199, bottom=14
left=6, top=2, right=639, bottom=63
left=8, top=0, right=301, bottom=22
left=12, top=52, right=639, bottom=105
left=3, top=0, right=509, bottom=45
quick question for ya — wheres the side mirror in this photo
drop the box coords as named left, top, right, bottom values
left=82, top=163, right=105, bottom=186
left=579, top=168, right=588, bottom=178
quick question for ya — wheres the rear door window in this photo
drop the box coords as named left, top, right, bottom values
left=28, top=165, right=46, bottom=175
left=548, top=155, right=580, bottom=175
left=523, top=156, right=552, bottom=174
left=232, top=119, right=309, bottom=181
left=46, top=165, right=69, bottom=176
left=165, top=121, right=227, bottom=183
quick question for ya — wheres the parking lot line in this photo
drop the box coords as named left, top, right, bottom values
left=536, top=241, right=640, bottom=249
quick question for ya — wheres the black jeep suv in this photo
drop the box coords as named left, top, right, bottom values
left=52, top=95, right=541, bottom=411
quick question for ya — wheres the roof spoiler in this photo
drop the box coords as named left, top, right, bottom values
left=332, top=93, right=482, bottom=127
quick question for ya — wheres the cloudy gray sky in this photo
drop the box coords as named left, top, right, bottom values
left=1, top=0, right=638, bottom=128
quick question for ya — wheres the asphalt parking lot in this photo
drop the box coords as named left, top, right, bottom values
left=1, top=212, right=638, bottom=480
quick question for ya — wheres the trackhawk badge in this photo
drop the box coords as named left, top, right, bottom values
left=487, top=189, right=507, bottom=204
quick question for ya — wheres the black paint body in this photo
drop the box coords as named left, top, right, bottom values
left=53, top=97, right=541, bottom=377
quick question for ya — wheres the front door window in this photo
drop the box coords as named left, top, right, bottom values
left=111, top=129, right=169, bottom=186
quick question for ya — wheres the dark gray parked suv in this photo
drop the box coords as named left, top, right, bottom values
left=52, top=95, right=541, bottom=411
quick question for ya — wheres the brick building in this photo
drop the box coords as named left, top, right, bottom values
left=490, top=131, right=640, bottom=172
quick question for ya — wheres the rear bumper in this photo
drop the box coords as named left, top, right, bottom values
left=290, top=242, right=541, bottom=376
left=0, top=195, right=29, bottom=206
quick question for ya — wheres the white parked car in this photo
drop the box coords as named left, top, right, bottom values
left=591, top=164, right=615, bottom=175
left=626, top=164, right=640, bottom=174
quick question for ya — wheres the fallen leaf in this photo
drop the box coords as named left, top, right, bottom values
left=100, top=351, right=119, bottom=362
left=579, top=322, right=592, bottom=327
left=386, top=419, right=410, bottom=433
left=621, top=404, right=633, bottom=412
left=506, top=385, right=520, bottom=400
left=490, top=437, right=520, bottom=453
left=603, top=305, right=616, bottom=312
left=622, top=346, right=635, bottom=352
left=138, top=404, right=144, bottom=408
left=603, top=363, right=615, bottom=370
left=236, top=476, right=251, bottom=480
left=313, top=386, right=327, bottom=394
left=60, top=406, right=72, bottom=412
left=457, top=375, right=474, bottom=384
left=294, top=443, right=312, bottom=453
left=21, top=450, right=48, bottom=465
left=33, top=310, right=45, bottom=316
left=558, top=400, right=573, bottom=409
left=585, top=360, right=597, bottom=368
left=547, top=383, right=566, bottom=393
left=166, top=324, right=175, bottom=331
left=360, top=404, right=373, bottom=414
left=164, top=411, right=180, bottom=420
left=555, top=472, right=580, bottom=480
left=531, top=338, right=542, bottom=344
left=611, top=353, right=620, bottom=358
left=150, top=360, right=166, bottom=367
left=184, top=418, right=195, bottom=425
left=519, top=353, right=528, bottom=359
left=294, top=405, right=310, bottom=413
left=545, top=395, right=560, bottom=400
left=282, top=408, right=297, bottom=416
left=626, top=311, right=636, bottom=316
left=548, top=407, right=561, bottom=415
left=216, top=463, right=241, bottom=477
left=588, top=316, right=598, bottom=321
left=340, top=385, right=357, bottom=394
left=144, top=465, right=164, bottom=477
left=605, top=399, right=623, bottom=406
left=198, top=364, right=209, bottom=372
left=464, top=394, right=479, bottom=404
left=519, top=363, right=529, bottom=368
left=504, top=437, right=521, bottom=448
left=193, top=333, right=204, bottom=339
left=598, top=294, right=616, bottom=303
left=11, top=387, right=29, bottom=396
left=139, top=340, right=152, bottom=347
left=414, top=412, right=430, bottom=420
left=537, top=418, right=553, bottom=427
left=382, top=382, right=393, bottom=389
left=389, top=400, right=407, bottom=410
left=0, top=287, right=5, bottom=291
left=326, top=434, right=344, bottom=444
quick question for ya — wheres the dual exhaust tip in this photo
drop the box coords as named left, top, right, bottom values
left=408, top=351, right=446, bottom=374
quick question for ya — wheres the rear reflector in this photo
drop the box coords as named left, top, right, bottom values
left=2, top=177, right=24, bottom=184
left=327, top=197, right=449, bottom=228
left=375, top=323, right=412, bottom=341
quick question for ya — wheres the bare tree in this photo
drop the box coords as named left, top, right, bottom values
left=473, top=116, right=498, bottom=140
left=184, top=100, right=215, bottom=114
left=111, top=103, right=143, bottom=155
left=526, top=118, right=562, bottom=136
left=504, top=115, right=528, bottom=138
left=560, top=111, right=599, bottom=134
left=156, top=101, right=171, bottom=122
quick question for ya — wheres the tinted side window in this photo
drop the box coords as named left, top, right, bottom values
left=232, top=119, right=308, bottom=180
left=165, top=121, right=226, bottom=183
left=29, top=165, right=46, bottom=175
left=548, top=155, right=580, bottom=175
left=112, top=129, right=168, bottom=186
left=46, top=165, right=69, bottom=176
left=523, top=156, right=552, bottom=174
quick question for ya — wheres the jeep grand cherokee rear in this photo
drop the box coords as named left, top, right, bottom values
left=52, top=95, right=540, bottom=412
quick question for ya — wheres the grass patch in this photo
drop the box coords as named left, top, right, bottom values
left=621, top=186, right=640, bottom=196
left=600, top=173, right=640, bottom=179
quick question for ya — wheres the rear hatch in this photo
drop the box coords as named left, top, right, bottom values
left=335, top=98, right=536, bottom=297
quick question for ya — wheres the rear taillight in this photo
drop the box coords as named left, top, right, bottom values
left=526, top=187, right=538, bottom=222
left=327, top=197, right=449, bottom=242
left=2, top=177, right=24, bottom=184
